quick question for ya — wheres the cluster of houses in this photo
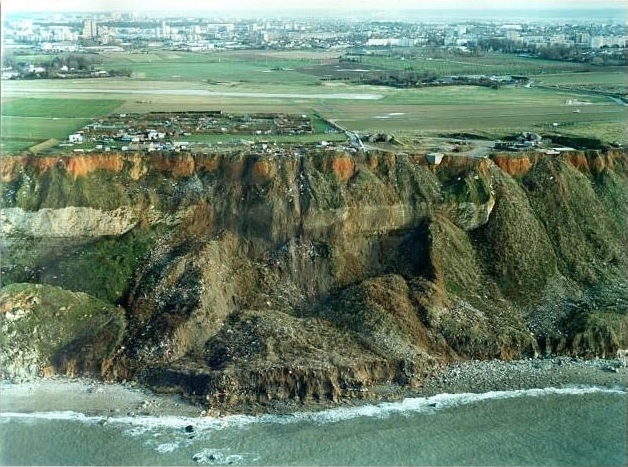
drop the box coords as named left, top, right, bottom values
left=431, top=75, right=528, bottom=86
left=64, top=111, right=317, bottom=153
left=494, top=132, right=574, bottom=154
left=494, top=132, right=547, bottom=151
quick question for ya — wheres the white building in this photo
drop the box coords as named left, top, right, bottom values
left=506, top=30, right=521, bottom=41
left=41, top=42, right=79, bottom=53
left=82, top=20, right=98, bottom=39
left=590, top=36, right=627, bottom=48
left=68, top=134, right=84, bottom=143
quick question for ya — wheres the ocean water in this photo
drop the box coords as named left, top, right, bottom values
left=2, top=386, right=626, bottom=466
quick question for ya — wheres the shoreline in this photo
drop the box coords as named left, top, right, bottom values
left=413, top=356, right=627, bottom=398
left=0, top=377, right=205, bottom=418
left=2, top=357, right=626, bottom=419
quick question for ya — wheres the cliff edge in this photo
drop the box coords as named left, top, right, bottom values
left=1, top=148, right=626, bottom=410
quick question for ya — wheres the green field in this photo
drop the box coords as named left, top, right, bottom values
left=1, top=49, right=626, bottom=154
left=2, top=98, right=123, bottom=118
left=98, top=50, right=326, bottom=84
left=1, top=98, right=123, bottom=153
left=344, top=51, right=600, bottom=76
left=318, top=85, right=624, bottom=134
left=533, top=71, right=628, bottom=86
left=531, top=71, right=627, bottom=96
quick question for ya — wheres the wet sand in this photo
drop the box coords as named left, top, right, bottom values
left=1, top=377, right=204, bottom=418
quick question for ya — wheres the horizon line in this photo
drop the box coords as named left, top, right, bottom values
left=4, top=5, right=628, bottom=13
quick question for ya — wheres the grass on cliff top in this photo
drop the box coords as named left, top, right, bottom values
left=98, top=50, right=322, bottom=84
left=550, top=121, right=628, bottom=146
left=534, top=71, right=627, bottom=87
left=355, top=51, right=604, bottom=76
left=1, top=116, right=89, bottom=153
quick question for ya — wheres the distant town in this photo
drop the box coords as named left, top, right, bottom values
left=2, top=11, right=626, bottom=80
left=2, top=8, right=626, bottom=156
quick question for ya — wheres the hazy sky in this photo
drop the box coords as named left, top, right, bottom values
left=3, top=0, right=627, bottom=13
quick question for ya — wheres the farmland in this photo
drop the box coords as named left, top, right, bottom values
left=532, top=71, right=628, bottom=96
left=337, top=50, right=603, bottom=76
left=1, top=98, right=123, bottom=153
left=1, top=49, right=626, bottom=153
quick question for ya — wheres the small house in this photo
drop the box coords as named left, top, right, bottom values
left=68, top=134, right=83, bottom=143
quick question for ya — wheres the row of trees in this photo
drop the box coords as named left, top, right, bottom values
left=355, top=71, right=516, bottom=89
left=474, top=38, right=627, bottom=65
left=3, top=53, right=97, bottom=71
left=2, top=54, right=132, bottom=79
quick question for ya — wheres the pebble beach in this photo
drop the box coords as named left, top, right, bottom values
left=2, top=357, right=626, bottom=418
left=416, top=356, right=627, bottom=397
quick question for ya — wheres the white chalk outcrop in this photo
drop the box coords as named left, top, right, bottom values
left=1, top=206, right=139, bottom=238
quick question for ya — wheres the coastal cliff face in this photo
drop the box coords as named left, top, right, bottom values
left=1, top=149, right=626, bottom=409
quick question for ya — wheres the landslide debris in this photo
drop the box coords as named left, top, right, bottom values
left=1, top=283, right=126, bottom=382
left=1, top=148, right=626, bottom=410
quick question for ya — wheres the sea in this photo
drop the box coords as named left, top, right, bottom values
left=2, top=386, right=626, bottom=466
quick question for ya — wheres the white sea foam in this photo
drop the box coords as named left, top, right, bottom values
left=154, top=441, right=181, bottom=453
left=247, top=385, right=627, bottom=426
left=191, top=448, right=245, bottom=465
left=2, top=385, right=624, bottom=431
left=1, top=410, right=103, bottom=424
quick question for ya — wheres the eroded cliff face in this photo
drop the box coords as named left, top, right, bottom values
left=1, top=149, right=626, bottom=410
left=1, top=206, right=139, bottom=237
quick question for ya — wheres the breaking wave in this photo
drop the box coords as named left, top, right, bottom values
left=2, top=385, right=624, bottom=465
left=3, top=385, right=624, bottom=430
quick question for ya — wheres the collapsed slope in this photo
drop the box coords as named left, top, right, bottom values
left=1, top=148, right=626, bottom=409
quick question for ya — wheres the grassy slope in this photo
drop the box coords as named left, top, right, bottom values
left=1, top=150, right=626, bottom=394
left=523, top=156, right=625, bottom=285
left=1, top=283, right=126, bottom=380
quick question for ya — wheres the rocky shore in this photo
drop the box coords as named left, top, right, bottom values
left=2, top=357, right=625, bottom=419
left=250, top=356, right=627, bottom=415
left=415, top=356, right=627, bottom=397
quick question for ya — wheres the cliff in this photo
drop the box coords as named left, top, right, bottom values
left=1, top=148, right=626, bottom=410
